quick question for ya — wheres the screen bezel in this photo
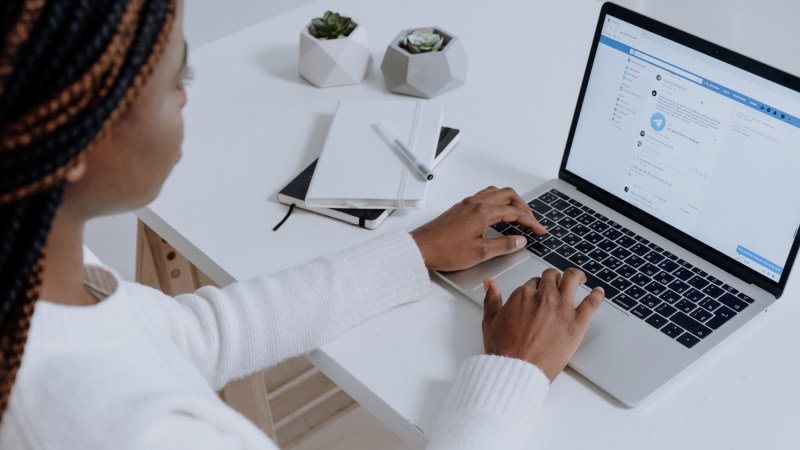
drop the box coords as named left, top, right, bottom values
left=559, top=2, right=800, bottom=298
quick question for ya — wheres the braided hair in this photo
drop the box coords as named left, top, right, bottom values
left=0, top=0, right=176, bottom=420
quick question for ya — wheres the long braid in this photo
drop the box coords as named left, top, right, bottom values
left=0, top=0, right=176, bottom=421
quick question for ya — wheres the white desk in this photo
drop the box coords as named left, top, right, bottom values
left=138, top=0, right=800, bottom=448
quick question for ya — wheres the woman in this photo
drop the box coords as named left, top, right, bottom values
left=0, top=0, right=604, bottom=448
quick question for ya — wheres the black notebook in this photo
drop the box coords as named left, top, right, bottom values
left=276, top=127, right=460, bottom=229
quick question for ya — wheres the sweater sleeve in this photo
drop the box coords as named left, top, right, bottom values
left=426, top=355, right=550, bottom=450
left=132, top=229, right=431, bottom=390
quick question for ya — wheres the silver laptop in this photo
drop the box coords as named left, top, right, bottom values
left=436, top=2, right=800, bottom=406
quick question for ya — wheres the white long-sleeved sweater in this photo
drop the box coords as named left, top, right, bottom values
left=0, top=230, right=549, bottom=449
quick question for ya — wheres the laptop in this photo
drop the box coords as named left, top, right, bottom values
left=436, top=2, right=800, bottom=406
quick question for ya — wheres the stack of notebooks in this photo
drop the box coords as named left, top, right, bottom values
left=277, top=99, right=460, bottom=229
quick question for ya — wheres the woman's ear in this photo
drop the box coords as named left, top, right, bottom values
left=64, top=156, right=87, bottom=183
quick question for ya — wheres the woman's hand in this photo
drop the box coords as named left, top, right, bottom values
left=482, top=268, right=605, bottom=382
left=411, top=186, right=546, bottom=271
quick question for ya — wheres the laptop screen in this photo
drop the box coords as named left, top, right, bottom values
left=564, top=9, right=800, bottom=286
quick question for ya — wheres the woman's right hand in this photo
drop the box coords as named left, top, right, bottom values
left=481, top=268, right=605, bottom=382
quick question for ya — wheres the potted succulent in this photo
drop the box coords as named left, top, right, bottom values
left=380, top=27, right=468, bottom=98
left=299, top=11, right=372, bottom=88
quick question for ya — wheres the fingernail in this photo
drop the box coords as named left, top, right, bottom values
left=515, top=236, right=526, bottom=249
left=595, top=286, right=605, bottom=295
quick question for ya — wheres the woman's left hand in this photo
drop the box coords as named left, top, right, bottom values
left=411, top=186, right=547, bottom=271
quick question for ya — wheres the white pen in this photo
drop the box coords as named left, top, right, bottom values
left=371, top=121, right=434, bottom=181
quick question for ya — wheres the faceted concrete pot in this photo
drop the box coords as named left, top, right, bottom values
left=298, top=23, right=372, bottom=88
left=380, top=27, right=468, bottom=98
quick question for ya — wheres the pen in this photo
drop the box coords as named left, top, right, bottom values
left=371, top=121, right=434, bottom=181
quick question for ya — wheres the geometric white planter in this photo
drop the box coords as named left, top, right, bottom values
left=299, top=23, right=372, bottom=88
left=380, top=26, right=468, bottom=98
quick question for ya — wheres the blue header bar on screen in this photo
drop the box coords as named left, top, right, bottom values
left=599, top=35, right=800, bottom=129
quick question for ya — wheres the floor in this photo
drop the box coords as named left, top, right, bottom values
left=84, top=1, right=409, bottom=448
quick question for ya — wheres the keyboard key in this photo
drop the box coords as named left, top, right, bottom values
left=639, top=263, right=660, bottom=277
left=677, top=333, right=700, bottom=349
left=643, top=252, right=665, bottom=264
left=707, top=275, right=722, bottom=286
left=684, top=288, right=704, bottom=303
left=690, top=308, right=712, bottom=323
left=672, top=267, right=694, bottom=281
left=661, top=323, right=683, bottom=338
left=562, top=205, right=583, bottom=218
left=544, top=209, right=565, bottom=222
left=609, top=277, right=632, bottom=291
left=551, top=189, right=569, bottom=200
left=655, top=302, right=677, bottom=318
left=596, top=268, right=618, bottom=282
left=587, top=248, right=609, bottom=262
left=615, top=264, right=637, bottom=278
left=530, top=200, right=552, bottom=214
left=583, top=231, right=604, bottom=244
left=706, top=306, right=735, bottom=330
left=574, top=241, right=594, bottom=255
left=667, top=279, right=690, bottom=294
left=527, top=242, right=549, bottom=257
left=675, top=299, right=695, bottom=314
left=555, top=244, right=577, bottom=259
left=610, top=247, right=632, bottom=260
left=640, top=294, right=661, bottom=309
left=718, top=293, right=748, bottom=312
left=596, top=239, right=617, bottom=253
left=577, top=213, right=595, bottom=225
left=658, top=289, right=681, bottom=304
left=631, top=304, right=653, bottom=319
left=612, top=294, right=636, bottom=310
left=549, top=226, right=570, bottom=239
left=604, top=257, right=624, bottom=270
left=491, top=222, right=511, bottom=233
left=702, top=284, right=724, bottom=298
left=571, top=224, right=591, bottom=236
left=538, top=217, right=556, bottom=229
left=687, top=276, right=710, bottom=290
left=645, top=314, right=668, bottom=329
left=671, top=312, right=712, bottom=339
left=601, top=228, right=623, bottom=240
left=698, top=297, right=721, bottom=312
left=617, top=235, right=637, bottom=248
left=643, top=281, right=667, bottom=295
left=722, top=284, right=736, bottom=294
left=570, top=251, right=590, bottom=266
left=589, top=221, right=609, bottom=232
left=624, top=254, right=645, bottom=268
left=737, top=293, right=755, bottom=303
left=551, top=199, right=571, bottom=211
left=629, top=243, right=650, bottom=256
left=503, top=226, right=524, bottom=236
left=582, top=260, right=603, bottom=274
left=561, top=233, right=581, bottom=247
left=559, top=217, right=577, bottom=229
left=677, top=259, right=692, bottom=269
left=658, top=259, right=680, bottom=272
left=538, top=192, right=558, bottom=204
left=542, top=252, right=620, bottom=299
left=654, top=271, right=675, bottom=286
left=663, top=251, right=678, bottom=261
left=626, top=286, right=647, bottom=300
left=630, top=273, right=651, bottom=287
left=542, top=237, right=564, bottom=250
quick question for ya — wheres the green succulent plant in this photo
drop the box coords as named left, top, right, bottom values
left=402, top=28, right=445, bottom=54
left=308, top=11, right=356, bottom=39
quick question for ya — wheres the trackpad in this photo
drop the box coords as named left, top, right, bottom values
left=482, top=258, right=628, bottom=348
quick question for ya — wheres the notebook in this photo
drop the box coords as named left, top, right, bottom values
left=305, top=99, right=444, bottom=209
left=436, top=2, right=800, bottom=406
left=276, top=127, right=460, bottom=229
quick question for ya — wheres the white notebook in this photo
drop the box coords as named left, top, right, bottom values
left=305, top=99, right=444, bottom=209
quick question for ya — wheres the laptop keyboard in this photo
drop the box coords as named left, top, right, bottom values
left=491, top=188, right=754, bottom=349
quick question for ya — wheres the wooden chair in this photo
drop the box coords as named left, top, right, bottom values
left=136, top=221, right=356, bottom=448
